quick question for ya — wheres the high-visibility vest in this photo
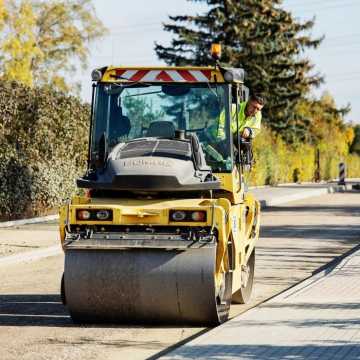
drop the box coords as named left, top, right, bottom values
left=216, top=101, right=262, bottom=140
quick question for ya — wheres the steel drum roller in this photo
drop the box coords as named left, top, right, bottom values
left=64, top=245, right=229, bottom=324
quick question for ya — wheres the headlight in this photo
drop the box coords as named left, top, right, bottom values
left=91, top=69, right=102, bottom=81
left=170, top=210, right=207, bottom=222
left=77, top=210, right=91, bottom=220
left=171, top=210, right=187, bottom=221
left=76, top=209, right=113, bottom=221
left=96, top=210, right=110, bottom=220
left=191, top=211, right=206, bottom=222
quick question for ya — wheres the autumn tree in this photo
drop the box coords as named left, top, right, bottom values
left=350, top=125, right=360, bottom=155
left=155, top=0, right=323, bottom=142
left=297, top=92, right=351, bottom=147
left=0, top=0, right=5, bottom=27
left=0, top=1, right=39, bottom=86
left=0, top=0, right=106, bottom=91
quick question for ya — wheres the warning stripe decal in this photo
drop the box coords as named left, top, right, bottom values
left=114, top=69, right=212, bottom=82
left=177, top=70, right=197, bottom=82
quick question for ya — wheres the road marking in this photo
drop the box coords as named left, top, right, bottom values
left=0, top=245, right=62, bottom=267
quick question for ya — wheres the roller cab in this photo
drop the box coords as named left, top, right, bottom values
left=59, top=61, right=260, bottom=325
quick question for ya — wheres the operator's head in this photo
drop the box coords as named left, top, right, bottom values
left=245, top=94, right=265, bottom=117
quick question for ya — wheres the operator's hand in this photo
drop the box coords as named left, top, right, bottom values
left=241, top=127, right=252, bottom=139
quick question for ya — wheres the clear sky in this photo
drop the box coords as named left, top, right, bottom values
left=80, top=0, right=360, bottom=123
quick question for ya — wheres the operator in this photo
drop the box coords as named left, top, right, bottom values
left=218, top=93, right=265, bottom=141
left=203, top=93, right=265, bottom=165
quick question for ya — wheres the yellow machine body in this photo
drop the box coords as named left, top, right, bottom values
left=59, top=64, right=260, bottom=324
left=59, top=168, right=260, bottom=295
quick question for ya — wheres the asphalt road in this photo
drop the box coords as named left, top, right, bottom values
left=1, top=192, right=360, bottom=360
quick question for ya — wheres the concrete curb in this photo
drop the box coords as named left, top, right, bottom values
left=0, top=244, right=62, bottom=267
left=0, top=214, right=59, bottom=229
left=259, top=184, right=353, bottom=208
left=260, top=185, right=344, bottom=208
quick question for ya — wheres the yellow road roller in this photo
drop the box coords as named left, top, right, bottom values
left=59, top=55, right=261, bottom=325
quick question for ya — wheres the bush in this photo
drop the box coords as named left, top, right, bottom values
left=247, top=126, right=360, bottom=186
left=0, top=81, right=89, bottom=220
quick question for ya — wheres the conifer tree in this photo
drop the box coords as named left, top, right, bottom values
left=155, top=0, right=323, bottom=142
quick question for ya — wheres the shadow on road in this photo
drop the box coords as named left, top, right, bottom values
left=0, top=294, right=71, bottom=326
left=0, top=294, right=204, bottom=331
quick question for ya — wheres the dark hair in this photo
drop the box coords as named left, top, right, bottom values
left=250, top=93, right=265, bottom=106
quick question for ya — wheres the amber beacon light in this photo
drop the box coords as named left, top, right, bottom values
left=211, top=43, right=222, bottom=60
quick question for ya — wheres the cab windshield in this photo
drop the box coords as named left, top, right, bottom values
left=92, top=82, right=232, bottom=172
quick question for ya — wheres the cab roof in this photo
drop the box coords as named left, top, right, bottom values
left=96, top=66, right=243, bottom=84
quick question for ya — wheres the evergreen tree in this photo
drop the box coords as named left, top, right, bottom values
left=155, top=0, right=323, bottom=142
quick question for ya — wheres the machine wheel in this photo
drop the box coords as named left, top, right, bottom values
left=232, top=249, right=255, bottom=304
left=60, top=272, right=66, bottom=305
left=215, top=270, right=232, bottom=324
left=63, top=246, right=232, bottom=325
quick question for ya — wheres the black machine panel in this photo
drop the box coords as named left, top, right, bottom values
left=117, top=139, right=192, bottom=160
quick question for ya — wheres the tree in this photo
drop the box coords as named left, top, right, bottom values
left=155, top=0, right=323, bottom=142
left=0, top=1, right=39, bottom=86
left=0, top=0, right=106, bottom=91
left=0, top=0, right=5, bottom=27
left=297, top=92, right=351, bottom=146
left=350, top=125, right=360, bottom=155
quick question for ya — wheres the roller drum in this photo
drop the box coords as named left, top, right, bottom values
left=64, top=246, right=228, bottom=324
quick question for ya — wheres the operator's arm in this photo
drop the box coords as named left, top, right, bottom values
left=241, top=111, right=262, bottom=138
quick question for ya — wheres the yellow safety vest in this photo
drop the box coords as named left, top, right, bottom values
left=216, top=101, right=262, bottom=140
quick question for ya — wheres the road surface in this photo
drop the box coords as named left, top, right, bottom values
left=0, top=192, right=359, bottom=359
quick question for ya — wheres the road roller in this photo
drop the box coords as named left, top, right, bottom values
left=59, top=49, right=261, bottom=325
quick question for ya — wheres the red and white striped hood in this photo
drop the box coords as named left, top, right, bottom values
left=102, top=67, right=222, bottom=83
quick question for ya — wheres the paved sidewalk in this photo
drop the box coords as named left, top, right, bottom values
left=161, top=247, right=360, bottom=359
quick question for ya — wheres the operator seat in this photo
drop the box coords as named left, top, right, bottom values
left=109, top=101, right=131, bottom=145
left=111, top=115, right=131, bottom=138
left=147, top=121, right=176, bottom=138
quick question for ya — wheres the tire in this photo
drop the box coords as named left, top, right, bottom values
left=232, top=249, right=255, bottom=304
left=60, top=272, right=66, bottom=305
left=215, top=269, right=233, bottom=324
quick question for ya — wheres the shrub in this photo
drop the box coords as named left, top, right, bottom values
left=247, top=126, right=360, bottom=186
left=0, top=81, right=89, bottom=220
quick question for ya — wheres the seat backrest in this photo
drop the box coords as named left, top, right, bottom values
left=109, top=115, right=131, bottom=138
left=147, top=121, right=175, bottom=138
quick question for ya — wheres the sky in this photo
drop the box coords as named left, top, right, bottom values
left=80, top=0, right=360, bottom=123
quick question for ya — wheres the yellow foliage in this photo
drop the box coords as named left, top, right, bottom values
left=246, top=124, right=360, bottom=186
left=0, top=0, right=106, bottom=91
left=0, top=0, right=6, bottom=26
left=346, top=154, right=360, bottom=178
left=1, top=1, right=41, bottom=86
left=345, top=126, right=355, bottom=145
